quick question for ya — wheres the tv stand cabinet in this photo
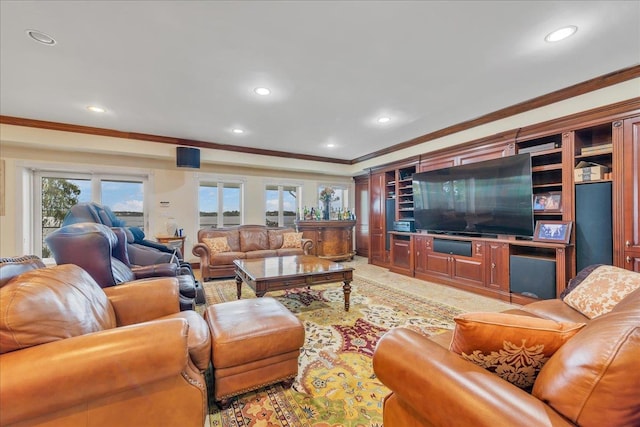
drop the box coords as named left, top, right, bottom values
left=390, top=232, right=572, bottom=303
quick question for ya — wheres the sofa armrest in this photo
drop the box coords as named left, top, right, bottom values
left=131, top=262, right=178, bottom=279
left=301, top=238, right=314, bottom=255
left=373, top=328, right=572, bottom=427
left=192, top=243, right=211, bottom=264
left=0, top=318, right=190, bottom=425
left=104, top=277, right=181, bottom=325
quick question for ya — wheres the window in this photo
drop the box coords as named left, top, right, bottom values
left=265, top=184, right=299, bottom=227
left=35, top=171, right=146, bottom=258
left=318, top=184, right=349, bottom=217
left=199, top=180, right=244, bottom=228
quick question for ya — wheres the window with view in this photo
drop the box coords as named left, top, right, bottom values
left=265, top=184, right=299, bottom=227
left=199, top=181, right=243, bottom=228
left=36, top=172, right=146, bottom=258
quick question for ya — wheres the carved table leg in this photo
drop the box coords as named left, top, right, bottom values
left=235, top=275, right=242, bottom=299
left=342, top=279, right=352, bottom=311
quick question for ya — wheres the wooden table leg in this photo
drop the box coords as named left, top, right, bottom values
left=342, top=279, right=352, bottom=311
left=235, top=274, right=242, bottom=299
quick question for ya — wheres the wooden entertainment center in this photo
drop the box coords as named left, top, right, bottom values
left=356, top=98, right=640, bottom=303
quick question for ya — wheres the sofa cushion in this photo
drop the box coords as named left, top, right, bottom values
left=282, top=232, right=303, bottom=248
left=245, top=250, right=278, bottom=259
left=267, top=228, right=295, bottom=249
left=203, top=237, right=232, bottom=255
left=562, top=265, right=640, bottom=319
left=0, top=264, right=116, bottom=353
left=239, top=228, right=269, bottom=252
left=212, top=252, right=247, bottom=265
left=532, top=308, right=640, bottom=427
left=450, top=312, right=585, bottom=389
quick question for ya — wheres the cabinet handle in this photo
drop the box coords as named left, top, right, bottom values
left=626, top=240, right=631, bottom=248
left=627, top=256, right=632, bottom=263
left=491, top=262, right=496, bottom=269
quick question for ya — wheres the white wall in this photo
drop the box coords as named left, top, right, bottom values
left=1, top=78, right=638, bottom=260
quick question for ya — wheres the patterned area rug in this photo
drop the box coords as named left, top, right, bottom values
left=203, top=275, right=464, bottom=427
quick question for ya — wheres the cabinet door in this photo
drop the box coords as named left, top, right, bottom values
left=485, top=242, right=509, bottom=291
left=414, top=235, right=428, bottom=274
left=369, top=172, right=386, bottom=265
left=354, top=176, right=369, bottom=257
left=390, top=235, right=412, bottom=275
left=622, top=117, right=640, bottom=271
left=451, top=257, right=484, bottom=287
left=425, top=252, right=451, bottom=278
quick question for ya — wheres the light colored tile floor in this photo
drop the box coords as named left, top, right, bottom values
left=342, top=255, right=518, bottom=312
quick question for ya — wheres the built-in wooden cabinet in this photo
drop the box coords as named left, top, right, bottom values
left=621, top=116, right=640, bottom=272
left=362, top=99, right=640, bottom=301
left=295, top=220, right=356, bottom=262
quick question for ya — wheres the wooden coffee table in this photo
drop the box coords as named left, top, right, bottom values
left=233, top=255, right=355, bottom=311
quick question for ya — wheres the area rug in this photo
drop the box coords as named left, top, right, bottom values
left=203, top=275, right=464, bottom=427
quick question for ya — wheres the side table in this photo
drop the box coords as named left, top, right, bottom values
left=156, top=235, right=186, bottom=257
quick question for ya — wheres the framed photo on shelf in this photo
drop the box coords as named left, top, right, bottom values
left=533, top=191, right=562, bottom=212
left=533, top=220, right=572, bottom=244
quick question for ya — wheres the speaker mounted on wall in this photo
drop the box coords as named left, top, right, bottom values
left=176, top=146, right=200, bottom=169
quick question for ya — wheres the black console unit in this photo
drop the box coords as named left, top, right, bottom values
left=433, top=238, right=472, bottom=257
left=509, top=255, right=556, bottom=299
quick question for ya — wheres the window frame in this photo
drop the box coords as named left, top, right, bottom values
left=264, top=182, right=302, bottom=227
left=17, top=161, right=151, bottom=258
left=198, top=175, right=246, bottom=229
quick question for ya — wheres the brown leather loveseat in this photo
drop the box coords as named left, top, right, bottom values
left=193, top=225, right=313, bottom=280
left=373, top=265, right=640, bottom=427
left=0, top=256, right=211, bottom=427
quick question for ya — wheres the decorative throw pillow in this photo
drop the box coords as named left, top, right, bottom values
left=450, top=312, right=585, bottom=389
left=281, top=232, right=303, bottom=249
left=562, top=265, right=640, bottom=319
left=202, top=237, right=232, bottom=255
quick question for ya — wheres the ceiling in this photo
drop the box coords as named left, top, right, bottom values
left=1, top=1, right=639, bottom=163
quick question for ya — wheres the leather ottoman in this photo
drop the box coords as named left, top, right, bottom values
left=204, top=297, right=305, bottom=408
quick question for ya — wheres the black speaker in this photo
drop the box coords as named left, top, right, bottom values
left=433, top=238, right=472, bottom=257
left=385, top=199, right=395, bottom=251
left=176, top=147, right=200, bottom=168
left=509, top=255, right=556, bottom=299
left=575, top=182, right=612, bottom=271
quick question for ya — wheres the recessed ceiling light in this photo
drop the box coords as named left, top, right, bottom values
left=86, top=105, right=106, bottom=113
left=545, top=26, right=577, bottom=43
left=232, top=128, right=244, bottom=134
left=26, top=29, right=56, bottom=46
left=377, top=117, right=391, bottom=124
left=327, top=143, right=335, bottom=148
left=254, top=87, right=271, bottom=96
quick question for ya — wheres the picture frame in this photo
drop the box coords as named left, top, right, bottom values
left=533, top=191, right=562, bottom=212
left=533, top=220, right=572, bottom=244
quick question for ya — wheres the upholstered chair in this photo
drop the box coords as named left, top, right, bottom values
left=0, top=257, right=210, bottom=427
left=45, top=222, right=197, bottom=310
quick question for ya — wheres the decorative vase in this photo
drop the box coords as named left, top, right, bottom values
left=323, top=206, right=330, bottom=220
left=165, top=217, right=178, bottom=236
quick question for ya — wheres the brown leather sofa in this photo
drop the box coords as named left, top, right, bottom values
left=0, top=256, right=211, bottom=427
left=193, top=225, right=313, bottom=280
left=373, top=265, right=640, bottom=427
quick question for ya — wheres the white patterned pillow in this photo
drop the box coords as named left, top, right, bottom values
left=563, top=265, right=640, bottom=319
left=281, top=232, right=303, bottom=249
left=202, top=237, right=232, bottom=255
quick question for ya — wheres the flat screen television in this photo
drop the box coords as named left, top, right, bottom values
left=412, top=153, right=534, bottom=238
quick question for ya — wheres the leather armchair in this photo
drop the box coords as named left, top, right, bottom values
left=63, top=202, right=184, bottom=262
left=0, top=257, right=211, bottom=427
left=46, top=222, right=196, bottom=310
left=373, top=268, right=640, bottom=427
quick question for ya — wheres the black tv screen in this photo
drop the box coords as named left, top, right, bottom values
left=412, top=153, right=534, bottom=237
